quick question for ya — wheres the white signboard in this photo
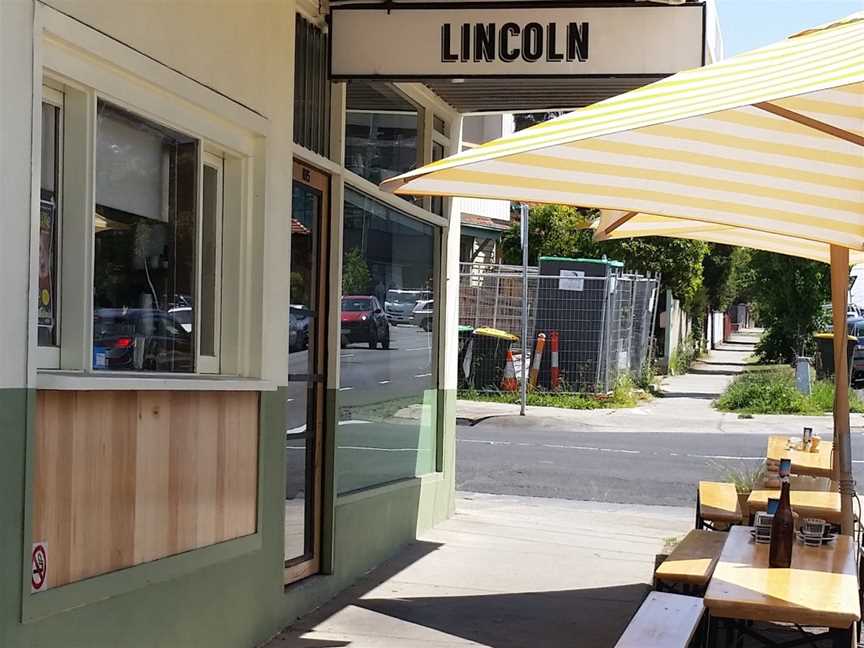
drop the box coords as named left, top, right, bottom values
left=330, top=3, right=705, bottom=79
left=559, top=269, right=585, bottom=292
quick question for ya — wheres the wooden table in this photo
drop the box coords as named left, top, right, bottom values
left=747, top=489, right=842, bottom=524
left=704, top=526, right=859, bottom=646
left=766, top=435, right=833, bottom=479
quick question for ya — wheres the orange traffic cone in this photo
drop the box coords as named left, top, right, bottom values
left=501, top=349, right=518, bottom=392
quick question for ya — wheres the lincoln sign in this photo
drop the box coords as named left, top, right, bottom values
left=330, top=3, right=706, bottom=79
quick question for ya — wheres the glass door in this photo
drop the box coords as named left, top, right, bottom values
left=284, top=160, right=329, bottom=584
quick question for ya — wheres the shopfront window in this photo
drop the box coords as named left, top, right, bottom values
left=337, top=188, right=438, bottom=493
left=92, top=102, right=197, bottom=372
left=345, top=82, right=421, bottom=186
left=38, top=96, right=62, bottom=348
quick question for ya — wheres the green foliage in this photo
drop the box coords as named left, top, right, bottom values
left=746, top=251, right=830, bottom=363
left=342, top=247, right=371, bottom=295
left=458, top=375, right=644, bottom=410
left=715, top=368, right=864, bottom=415
left=669, top=338, right=700, bottom=375
left=499, top=205, right=708, bottom=307
left=708, top=460, right=767, bottom=494
left=703, top=244, right=749, bottom=312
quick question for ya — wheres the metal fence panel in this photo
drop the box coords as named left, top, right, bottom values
left=459, top=262, right=660, bottom=394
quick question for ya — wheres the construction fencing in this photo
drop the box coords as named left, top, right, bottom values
left=459, top=262, right=661, bottom=394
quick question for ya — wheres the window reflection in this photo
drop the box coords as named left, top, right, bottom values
left=337, top=189, right=438, bottom=494
left=38, top=101, right=60, bottom=347
left=92, top=102, right=197, bottom=372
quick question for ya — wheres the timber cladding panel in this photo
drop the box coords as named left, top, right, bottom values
left=33, top=390, right=259, bottom=589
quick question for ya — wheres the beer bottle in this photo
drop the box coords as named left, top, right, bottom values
left=769, top=460, right=794, bottom=568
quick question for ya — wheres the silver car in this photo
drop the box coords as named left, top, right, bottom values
left=385, top=289, right=431, bottom=325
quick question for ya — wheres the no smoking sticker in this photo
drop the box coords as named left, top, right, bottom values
left=31, top=542, right=47, bottom=592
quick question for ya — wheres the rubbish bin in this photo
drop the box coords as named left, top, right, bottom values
left=470, top=327, right=518, bottom=391
left=457, top=325, right=474, bottom=389
left=813, top=333, right=855, bottom=380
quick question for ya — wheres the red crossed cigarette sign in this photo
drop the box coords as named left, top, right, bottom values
left=31, top=543, right=47, bottom=592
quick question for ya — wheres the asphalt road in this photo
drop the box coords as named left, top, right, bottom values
left=287, top=323, right=434, bottom=430
left=456, top=421, right=864, bottom=507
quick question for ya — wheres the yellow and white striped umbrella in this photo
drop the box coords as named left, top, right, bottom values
left=593, top=212, right=864, bottom=265
left=384, top=12, right=864, bottom=535
left=383, top=13, right=864, bottom=251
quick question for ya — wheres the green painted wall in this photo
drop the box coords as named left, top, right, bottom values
left=0, top=388, right=455, bottom=648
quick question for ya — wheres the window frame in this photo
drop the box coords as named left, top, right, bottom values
left=36, top=85, right=65, bottom=369
left=35, top=74, right=258, bottom=384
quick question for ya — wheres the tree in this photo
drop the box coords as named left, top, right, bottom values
left=499, top=204, right=707, bottom=307
left=747, top=251, right=830, bottom=363
left=342, top=247, right=371, bottom=295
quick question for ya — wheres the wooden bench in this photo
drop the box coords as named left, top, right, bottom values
left=615, top=591, right=705, bottom=648
left=655, top=529, right=727, bottom=595
left=696, top=481, right=742, bottom=530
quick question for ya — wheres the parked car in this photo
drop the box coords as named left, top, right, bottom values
left=289, top=306, right=312, bottom=352
left=411, top=299, right=434, bottom=332
left=93, top=308, right=193, bottom=371
left=168, top=306, right=193, bottom=333
left=848, top=318, right=864, bottom=386
left=341, top=296, right=390, bottom=349
left=385, top=289, right=431, bottom=325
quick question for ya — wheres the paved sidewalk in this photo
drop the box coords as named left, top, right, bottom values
left=454, top=331, right=862, bottom=436
left=267, top=493, right=693, bottom=648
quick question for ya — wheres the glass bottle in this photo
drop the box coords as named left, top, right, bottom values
left=769, top=476, right=794, bottom=568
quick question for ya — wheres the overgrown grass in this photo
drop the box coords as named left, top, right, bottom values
left=459, top=375, right=644, bottom=410
left=715, top=367, right=864, bottom=415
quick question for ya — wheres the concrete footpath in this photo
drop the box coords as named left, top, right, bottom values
left=454, top=331, right=863, bottom=436
left=267, top=493, right=693, bottom=648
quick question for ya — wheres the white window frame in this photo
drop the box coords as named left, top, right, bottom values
left=198, top=150, right=225, bottom=374
left=36, top=84, right=65, bottom=370
left=32, top=4, right=271, bottom=389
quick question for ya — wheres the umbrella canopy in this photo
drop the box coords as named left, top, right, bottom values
left=384, top=13, right=864, bottom=533
left=593, top=212, right=864, bottom=265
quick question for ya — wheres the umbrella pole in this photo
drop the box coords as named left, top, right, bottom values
left=830, top=245, right=854, bottom=536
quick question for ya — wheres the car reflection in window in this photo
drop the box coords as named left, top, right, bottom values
left=93, top=308, right=193, bottom=372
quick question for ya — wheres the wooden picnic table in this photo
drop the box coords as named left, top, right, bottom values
left=766, top=435, right=834, bottom=479
left=747, top=489, right=842, bottom=524
left=704, top=526, right=859, bottom=645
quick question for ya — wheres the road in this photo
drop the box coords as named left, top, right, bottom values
left=456, top=421, right=864, bottom=506
left=287, top=323, right=434, bottom=430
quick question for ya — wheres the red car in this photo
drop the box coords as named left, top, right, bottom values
left=341, top=296, right=390, bottom=349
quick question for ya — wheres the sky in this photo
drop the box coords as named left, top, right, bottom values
left=717, top=0, right=864, bottom=56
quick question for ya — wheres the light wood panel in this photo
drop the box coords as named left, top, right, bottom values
left=747, top=489, right=842, bottom=524
left=33, top=390, right=259, bottom=590
left=699, top=481, right=742, bottom=524
left=766, top=435, right=833, bottom=479
left=655, top=529, right=727, bottom=587
left=704, top=526, right=860, bottom=628
left=614, top=592, right=705, bottom=648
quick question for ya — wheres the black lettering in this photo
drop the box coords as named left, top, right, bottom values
left=546, top=22, right=563, bottom=61
left=521, top=22, right=543, bottom=62
left=567, top=22, right=589, bottom=62
left=460, top=23, right=471, bottom=62
left=441, top=24, right=458, bottom=62
left=499, top=22, right=520, bottom=62
left=474, top=23, right=495, bottom=62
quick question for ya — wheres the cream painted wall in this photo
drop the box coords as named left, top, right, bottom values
left=40, top=0, right=295, bottom=384
left=0, top=0, right=35, bottom=388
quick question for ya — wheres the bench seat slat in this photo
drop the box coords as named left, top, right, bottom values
left=656, top=529, right=727, bottom=587
left=615, top=592, right=704, bottom=648
left=699, top=481, right=742, bottom=524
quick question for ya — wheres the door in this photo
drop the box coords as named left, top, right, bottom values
left=284, top=160, right=329, bottom=584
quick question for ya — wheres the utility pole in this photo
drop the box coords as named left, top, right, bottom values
left=520, top=204, right=529, bottom=416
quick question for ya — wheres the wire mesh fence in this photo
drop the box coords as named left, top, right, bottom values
left=459, top=262, right=660, bottom=394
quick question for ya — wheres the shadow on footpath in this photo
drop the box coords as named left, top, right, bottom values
left=357, top=583, right=650, bottom=648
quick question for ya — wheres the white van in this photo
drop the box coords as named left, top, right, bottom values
left=850, top=264, right=864, bottom=310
